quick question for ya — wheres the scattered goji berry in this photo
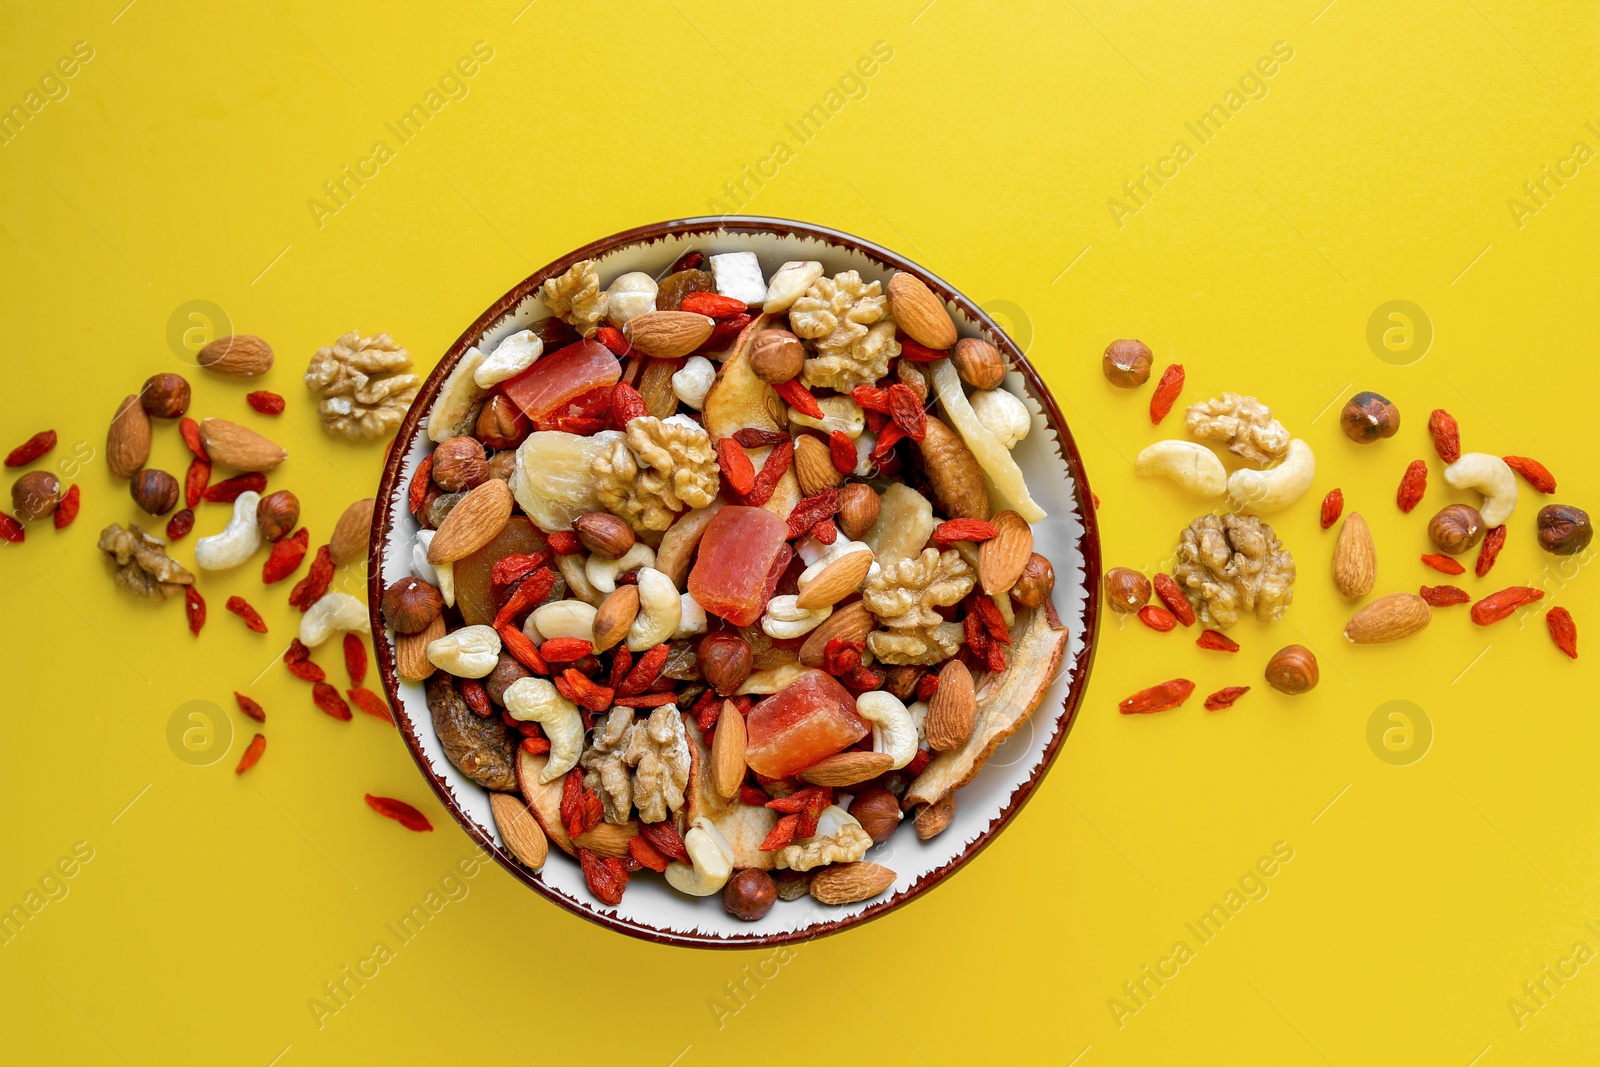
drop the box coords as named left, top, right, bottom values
left=1149, top=365, right=1184, bottom=424
left=894, top=332, right=948, bottom=362
left=492, top=567, right=556, bottom=628
left=204, top=472, right=267, bottom=504
left=184, top=458, right=210, bottom=508
left=1320, top=489, right=1343, bottom=530
left=286, top=660, right=326, bottom=683
left=829, top=430, right=856, bottom=474
left=343, top=632, right=367, bottom=685
left=609, top=381, right=647, bottom=425
left=578, top=848, right=629, bottom=905
left=964, top=611, right=989, bottom=657
left=985, top=642, right=1007, bottom=674
left=560, top=668, right=613, bottom=711
left=542, top=415, right=604, bottom=435
left=262, top=527, right=309, bottom=584
left=284, top=638, right=311, bottom=664
left=915, top=672, right=940, bottom=702
left=459, top=679, right=491, bottom=718
left=679, top=291, right=750, bottom=318
left=616, top=644, right=670, bottom=696
left=1119, top=678, right=1196, bottom=714
left=716, top=437, right=755, bottom=496
left=1427, top=409, right=1461, bottom=464
left=887, top=383, right=927, bottom=441
left=1474, top=524, right=1506, bottom=578
left=1137, top=605, right=1178, bottom=632
left=1152, top=573, right=1195, bottom=627
left=822, top=638, right=864, bottom=676
left=288, top=545, right=333, bottom=611
left=786, top=488, right=840, bottom=538
left=521, top=735, right=551, bottom=755
left=348, top=687, right=394, bottom=724
left=1420, top=584, right=1472, bottom=606
left=1503, top=455, right=1556, bottom=494
left=226, top=596, right=268, bottom=633
left=246, top=390, right=286, bottom=415
left=540, top=637, right=593, bottom=663
left=312, top=681, right=352, bottom=720
left=745, top=440, right=793, bottom=507
left=773, top=379, right=824, bottom=420
left=498, top=623, right=550, bottom=674
left=52, top=484, right=80, bottom=530
left=179, top=417, right=208, bottom=460
left=1471, top=586, right=1545, bottom=626
left=4, top=430, right=56, bottom=467
left=613, top=691, right=679, bottom=708
left=184, top=586, right=206, bottom=635
left=1204, top=686, right=1250, bottom=711
left=594, top=325, right=630, bottom=356
left=1421, top=553, right=1465, bottom=575
left=934, top=518, right=998, bottom=546
left=0, top=512, right=22, bottom=543
left=732, top=427, right=790, bottom=448
left=234, top=692, right=266, bottom=723
left=408, top=455, right=434, bottom=517
left=364, top=794, right=433, bottom=832
left=1196, top=629, right=1240, bottom=652
left=166, top=508, right=194, bottom=541
left=235, top=734, right=267, bottom=774
left=1547, top=607, right=1577, bottom=659
left=1397, top=460, right=1427, bottom=513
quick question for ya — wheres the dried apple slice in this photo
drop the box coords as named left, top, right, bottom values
left=929, top=358, right=1045, bottom=522
left=682, top=712, right=779, bottom=870
left=702, top=314, right=800, bottom=520
left=903, top=607, right=1068, bottom=809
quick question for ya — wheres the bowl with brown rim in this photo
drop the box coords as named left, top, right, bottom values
left=370, top=217, right=1101, bottom=947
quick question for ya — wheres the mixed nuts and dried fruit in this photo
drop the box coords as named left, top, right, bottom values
left=394, top=251, right=1070, bottom=915
left=1107, top=349, right=1585, bottom=714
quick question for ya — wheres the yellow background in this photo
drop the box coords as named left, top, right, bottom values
left=2, top=1, right=1597, bottom=1063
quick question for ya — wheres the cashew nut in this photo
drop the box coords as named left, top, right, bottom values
left=529, top=599, right=596, bottom=643
left=194, top=490, right=263, bottom=570
left=473, top=329, right=542, bottom=388
left=1226, top=439, right=1315, bottom=513
left=299, top=592, right=371, bottom=647
left=412, top=530, right=454, bottom=607
left=789, top=394, right=866, bottom=439
left=627, top=567, right=682, bottom=651
left=426, top=624, right=501, bottom=678
left=763, top=260, right=824, bottom=313
left=664, top=817, right=735, bottom=896
left=605, top=271, right=659, bottom=328
left=674, top=592, right=708, bottom=639
left=586, top=542, right=655, bottom=593
left=502, top=676, right=583, bottom=781
left=1134, top=441, right=1226, bottom=497
left=855, top=690, right=918, bottom=769
left=556, top=552, right=603, bottom=606
left=760, top=595, right=832, bottom=639
left=670, top=356, right=716, bottom=412
left=970, top=387, right=1031, bottom=450
left=1444, top=452, right=1518, bottom=527
left=908, top=700, right=929, bottom=749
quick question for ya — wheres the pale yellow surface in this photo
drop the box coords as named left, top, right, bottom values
left=2, top=2, right=1597, bottom=1064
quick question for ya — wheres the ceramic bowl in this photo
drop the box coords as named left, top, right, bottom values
left=370, top=217, right=1102, bottom=947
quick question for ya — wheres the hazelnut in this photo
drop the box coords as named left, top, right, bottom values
left=430, top=436, right=488, bottom=493
left=1011, top=552, right=1055, bottom=609
left=1104, top=567, right=1151, bottom=613
left=11, top=470, right=62, bottom=522
left=915, top=793, right=955, bottom=840
left=1102, top=339, right=1152, bottom=388
left=748, top=329, right=805, bottom=383
left=256, top=489, right=301, bottom=542
left=1340, top=391, right=1401, bottom=444
left=722, top=868, right=777, bottom=922
left=951, top=337, right=1006, bottom=390
left=139, top=373, right=191, bottom=419
left=573, top=512, right=635, bottom=559
left=130, top=468, right=179, bottom=516
left=484, top=652, right=531, bottom=705
left=848, top=787, right=902, bottom=845
left=1427, top=503, right=1484, bottom=555
left=837, top=483, right=880, bottom=540
left=382, top=576, right=443, bottom=634
left=476, top=395, right=528, bottom=451
left=698, top=631, right=753, bottom=696
left=1537, top=504, right=1592, bottom=556
left=1265, top=645, right=1319, bottom=695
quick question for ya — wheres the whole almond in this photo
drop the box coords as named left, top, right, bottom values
left=951, top=337, right=1006, bottom=390
left=886, top=273, right=956, bottom=351
left=712, top=700, right=747, bottom=800
left=106, top=394, right=151, bottom=479
left=591, top=585, right=640, bottom=652
left=798, top=750, right=894, bottom=787
left=1333, top=512, right=1376, bottom=598
left=328, top=498, right=375, bottom=566
left=197, top=334, right=274, bottom=376
left=1345, top=592, right=1431, bottom=644
left=572, top=820, right=638, bottom=859
left=573, top=512, right=635, bottom=559
left=810, top=861, right=897, bottom=905
left=837, top=483, right=879, bottom=540
left=799, top=601, right=874, bottom=666
left=794, top=548, right=874, bottom=610
left=395, top=614, right=446, bottom=680
left=978, top=510, right=1033, bottom=595
left=914, top=794, right=955, bottom=840
left=623, top=310, right=715, bottom=358
left=428, top=479, right=513, bottom=563
left=490, top=792, right=547, bottom=870
left=925, top=659, right=976, bottom=751
left=199, top=418, right=287, bottom=472
left=794, top=435, right=843, bottom=496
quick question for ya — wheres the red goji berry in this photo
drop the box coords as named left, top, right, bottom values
left=1321, top=489, right=1343, bottom=530
left=4, top=430, right=56, bottom=467
left=288, top=546, right=333, bottom=611
left=828, top=430, right=856, bottom=475
left=1428, top=409, right=1461, bottom=464
left=851, top=385, right=891, bottom=413
left=1196, top=629, right=1240, bottom=652
left=732, top=427, right=790, bottom=448
left=492, top=567, right=556, bottom=629
left=822, top=638, right=864, bottom=676
left=964, top=611, right=990, bottom=656
left=933, top=518, right=998, bottom=547
left=737, top=783, right=770, bottom=807
left=0, top=512, right=22, bottom=543
left=235, top=734, right=267, bottom=774
left=166, top=508, right=194, bottom=541
left=348, top=687, right=394, bottom=724
left=343, top=632, right=367, bottom=685
left=842, top=664, right=885, bottom=690
left=670, top=251, right=703, bottom=272
left=262, top=527, right=309, bottom=584
left=810, top=519, right=837, bottom=544
left=745, top=441, right=793, bottom=507
left=1120, top=678, right=1196, bottom=714
left=609, top=382, right=647, bottom=425
left=594, top=325, right=630, bottom=356
left=185, top=458, right=210, bottom=508
left=773, top=379, right=824, bottom=420
left=578, top=848, right=629, bottom=905
left=869, top=422, right=907, bottom=466
left=1152, top=573, right=1195, bottom=627
left=1547, top=607, right=1577, bottom=659
left=545, top=530, right=582, bottom=555
left=616, top=644, right=670, bottom=697
left=246, top=390, right=286, bottom=415
left=179, top=417, right=208, bottom=461
left=560, top=769, right=603, bottom=837
left=498, top=624, right=550, bottom=674
left=312, top=681, right=353, bottom=720
left=1397, top=460, right=1427, bottom=513
left=639, top=819, right=691, bottom=865
left=521, top=735, right=551, bottom=755
left=284, top=639, right=311, bottom=664
left=286, top=660, right=326, bottom=683
left=1421, top=553, right=1465, bottom=575
left=539, top=637, right=593, bottom=663
left=760, top=813, right=801, bottom=852
left=1474, top=525, right=1506, bottom=578
left=1420, top=584, right=1472, bottom=606
left=1137, top=605, right=1177, bottom=632
left=52, top=484, right=80, bottom=530
left=1149, top=365, right=1184, bottom=424
left=1204, top=686, right=1250, bottom=711
left=184, top=586, right=206, bottom=636
left=1503, top=456, right=1556, bottom=494
left=608, top=646, right=632, bottom=690
left=541, top=415, right=604, bottom=435
left=786, top=488, right=840, bottom=539
left=894, top=332, right=948, bottom=362
left=234, top=692, right=266, bottom=723
left=408, top=455, right=434, bottom=517
left=704, top=312, right=754, bottom=350
left=491, top=552, right=551, bottom=597
left=458, top=679, right=491, bottom=718
left=716, top=438, right=755, bottom=496
left=915, top=673, right=940, bottom=702
left=613, top=691, right=680, bottom=708
left=679, top=291, right=750, bottom=318
left=204, top=472, right=266, bottom=504
left=628, top=833, right=672, bottom=872
left=972, top=596, right=1011, bottom=646
left=364, top=794, right=432, bottom=832
left=225, top=596, right=268, bottom=633
left=1471, top=586, right=1544, bottom=626
left=887, top=383, right=927, bottom=441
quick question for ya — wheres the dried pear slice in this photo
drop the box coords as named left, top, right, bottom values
left=929, top=358, right=1045, bottom=522
left=511, top=429, right=625, bottom=532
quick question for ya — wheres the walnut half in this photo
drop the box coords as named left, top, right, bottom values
left=862, top=548, right=976, bottom=665
left=1173, top=513, right=1295, bottom=628
left=592, top=416, right=720, bottom=532
left=304, top=332, right=421, bottom=441
left=791, top=271, right=901, bottom=392
left=1184, top=393, right=1289, bottom=467
left=98, top=523, right=194, bottom=600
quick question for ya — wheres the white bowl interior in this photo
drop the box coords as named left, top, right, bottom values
left=378, top=226, right=1091, bottom=943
